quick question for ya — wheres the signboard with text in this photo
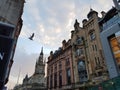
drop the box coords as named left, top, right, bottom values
left=0, top=35, right=13, bottom=81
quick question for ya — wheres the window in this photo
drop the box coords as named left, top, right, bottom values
left=109, top=31, right=120, bottom=71
left=92, top=45, right=94, bottom=51
left=76, top=36, right=84, bottom=44
left=50, top=75, right=53, bottom=88
left=51, top=67, right=53, bottom=73
left=66, top=58, right=70, bottom=66
left=97, top=57, right=100, bottom=65
left=54, top=73, right=57, bottom=88
left=66, top=68, right=71, bottom=85
left=47, top=69, right=49, bottom=75
left=92, top=45, right=97, bottom=51
left=98, top=71, right=102, bottom=76
left=95, top=45, right=97, bottom=51
left=95, top=57, right=100, bottom=65
left=54, top=64, right=57, bottom=72
left=78, top=60, right=87, bottom=82
left=90, top=32, right=95, bottom=40
left=59, top=61, right=62, bottom=69
left=76, top=48, right=83, bottom=56
left=59, top=71, right=62, bottom=87
left=95, top=57, right=97, bottom=65
left=78, top=61, right=86, bottom=71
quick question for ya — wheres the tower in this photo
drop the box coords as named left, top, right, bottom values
left=34, top=47, right=45, bottom=75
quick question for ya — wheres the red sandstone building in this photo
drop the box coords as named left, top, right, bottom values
left=47, top=39, right=74, bottom=90
left=47, top=9, right=109, bottom=90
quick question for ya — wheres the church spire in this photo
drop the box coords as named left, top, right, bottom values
left=34, top=47, right=45, bottom=75
left=40, top=47, right=43, bottom=55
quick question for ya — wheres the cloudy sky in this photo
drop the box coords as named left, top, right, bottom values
left=7, top=0, right=114, bottom=89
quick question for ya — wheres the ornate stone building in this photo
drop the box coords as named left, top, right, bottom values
left=13, top=48, right=47, bottom=90
left=47, top=39, right=74, bottom=90
left=47, top=8, right=109, bottom=90
left=71, top=9, right=109, bottom=89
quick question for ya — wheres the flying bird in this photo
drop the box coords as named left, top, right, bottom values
left=29, top=33, right=34, bottom=40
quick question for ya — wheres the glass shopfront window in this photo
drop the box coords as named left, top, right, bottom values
left=109, top=31, right=120, bottom=70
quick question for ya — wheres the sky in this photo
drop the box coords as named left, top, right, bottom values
left=7, top=0, right=114, bottom=89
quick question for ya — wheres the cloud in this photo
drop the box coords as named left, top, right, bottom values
left=8, top=0, right=115, bottom=89
left=20, top=0, right=115, bottom=58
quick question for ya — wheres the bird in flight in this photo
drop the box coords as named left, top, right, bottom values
left=29, top=33, right=34, bottom=40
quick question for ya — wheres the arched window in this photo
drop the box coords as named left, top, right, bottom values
left=78, top=60, right=87, bottom=82
left=89, top=30, right=95, bottom=41
left=90, top=32, right=95, bottom=40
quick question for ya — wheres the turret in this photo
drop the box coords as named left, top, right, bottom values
left=87, top=8, right=98, bottom=19
left=74, top=19, right=80, bottom=31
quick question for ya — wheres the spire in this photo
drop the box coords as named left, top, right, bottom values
left=25, top=74, right=28, bottom=79
left=74, top=19, right=80, bottom=30
left=90, top=8, right=93, bottom=12
left=40, top=47, right=43, bottom=55
left=87, top=8, right=98, bottom=19
left=38, top=47, right=43, bottom=62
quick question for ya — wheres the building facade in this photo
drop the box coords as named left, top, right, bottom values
left=0, top=0, right=25, bottom=88
left=83, top=9, right=108, bottom=84
left=47, top=39, right=74, bottom=90
left=13, top=48, right=47, bottom=90
left=71, top=9, right=108, bottom=89
left=100, top=2, right=120, bottom=78
left=47, top=9, right=109, bottom=90
left=71, top=20, right=89, bottom=89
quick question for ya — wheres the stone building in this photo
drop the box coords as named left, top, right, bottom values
left=83, top=9, right=108, bottom=83
left=13, top=48, right=47, bottom=90
left=0, top=0, right=25, bottom=88
left=71, top=20, right=88, bottom=89
left=47, top=39, right=74, bottom=90
left=47, top=8, right=109, bottom=90
left=71, top=9, right=109, bottom=89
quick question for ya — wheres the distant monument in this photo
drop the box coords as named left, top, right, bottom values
left=13, top=47, right=47, bottom=90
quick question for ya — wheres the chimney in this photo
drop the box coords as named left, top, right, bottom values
left=62, top=40, right=66, bottom=50
left=101, top=11, right=106, bottom=18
